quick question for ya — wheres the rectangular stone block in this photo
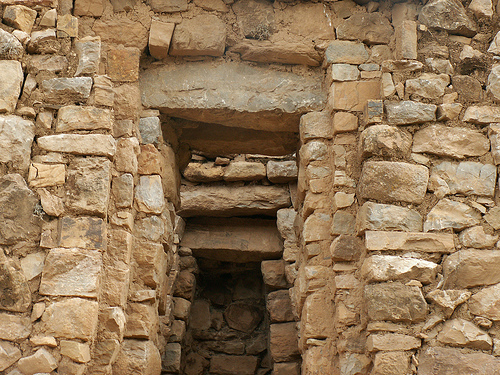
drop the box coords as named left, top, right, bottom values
left=41, top=77, right=92, bottom=104
left=385, top=100, right=436, bottom=125
left=149, top=19, right=175, bottom=60
left=365, top=231, right=455, bottom=253
left=358, top=161, right=429, bottom=204
left=107, top=228, right=133, bottom=265
left=41, top=298, right=99, bottom=341
left=361, top=255, right=438, bottom=284
left=367, top=333, right=421, bottom=351
left=0, top=313, right=31, bottom=341
left=356, top=202, right=423, bottom=233
left=270, top=323, right=300, bottom=363
left=37, top=134, right=117, bottom=157
left=418, top=347, right=500, bottom=375
left=0, top=60, right=23, bottom=113
left=28, top=163, right=65, bottom=188
left=40, top=248, right=102, bottom=298
left=443, top=249, right=500, bottom=288
left=56, top=106, right=113, bottom=133
left=58, top=216, right=107, bottom=250
left=107, top=47, right=140, bottom=82
left=100, top=264, right=130, bottom=307
left=66, top=157, right=111, bottom=217
left=329, top=80, right=381, bottom=111
left=0, top=115, right=34, bottom=173
left=396, top=20, right=417, bottom=59
left=209, top=355, right=259, bottom=375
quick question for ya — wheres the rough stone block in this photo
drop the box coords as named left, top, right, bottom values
left=134, top=175, right=165, bottom=214
left=356, top=202, right=422, bottom=233
left=469, top=283, right=500, bottom=320
left=270, top=323, right=300, bottom=363
left=333, top=111, right=358, bottom=133
left=331, top=211, right=356, bottom=235
left=0, top=313, right=31, bottom=341
left=3, top=5, right=37, bottom=33
left=0, top=60, right=23, bottom=114
left=209, top=355, right=259, bottom=375
left=303, top=212, right=331, bottom=243
left=464, top=105, right=500, bottom=124
left=57, top=14, right=78, bottom=37
left=75, top=36, right=101, bottom=76
left=41, top=298, right=98, bottom=341
left=1, top=255, right=31, bottom=312
left=100, top=264, right=130, bottom=307
left=60, top=340, right=91, bottom=363
left=149, top=20, right=175, bottom=60
left=112, top=174, right=134, bottom=208
left=125, top=303, right=158, bottom=340
left=358, top=161, right=429, bottom=204
left=329, top=80, right=381, bottom=111
left=365, top=282, right=428, bottom=322
left=396, top=20, right=417, bottom=59
left=267, top=290, right=294, bottom=323
left=336, top=12, right=393, bottom=44
left=367, top=333, right=421, bottom=352
left=74, top=0, right=104, bottom=16
left=162, top=342, right=182, bottom=373
left=66, top=157, right=111, bottom=217
left=385, top=100, right=436, bottom=125
left=267, top=161, right=298, bottom=183
left=301, top=290, right=335, bottom=341
left=0, top=340, right=21, bottom=371
left=330, top=235, right=362, bottom=262
left=0, top=27, right=24, bottom=60
left=330, top=64, right=360, bottom=81
left=325, top=40, right=369, bottom=64
left=28, top=163, right=65, bottom=188
left=262, top=260, right=287, bottom=289
left=37, top=134, right=117, bottom=157
left=139, top=117, right=161, bottom=145
left=299, top=111, right=332, bottom=140
left=406, top=73, right=450, bottom=99
left=133, top=239, right=165, bottom=288
left=372, top=351, right=411, bottom=375
left=360, top=124, right=412, bottom=159
left=424, top=199, right=481, bottom=232
left=365, top=230, right=455, bottom=253
left=17, top=348, right=57, bottom=375
left=437, top=318, right=492, bottom=350
left=113, top=340, right=161, bottom=375
left=224, top=161, right=266, bottom=181
left=115, top=137, right=139, bottom=174
left=0, top=115, right=34, bottom=173
left=362, top=255, right=438, bottom=284
left=59, top=216, right=106, bottom=250
left=41, top=77, right=92, bottom=104
left=148, top=0, right=187, bottom=12
left=418, top=0, right=476, bottom=37
left=56, top=105, right=112, bottom=133
left=443, top=249, right=500, bottom=288
left=108, top=47, right=140, bottom=82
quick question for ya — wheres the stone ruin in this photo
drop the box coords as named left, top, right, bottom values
left=3, top=0, right=500, bottom=374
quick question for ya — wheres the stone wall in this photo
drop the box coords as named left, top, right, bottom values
left=3, top=0, right=500, bottom=374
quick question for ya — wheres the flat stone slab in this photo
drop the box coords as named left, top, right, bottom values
left=443, top=249, right=500, bottom=288
left=56, top=105, right=113, bottom=132
left=181, top=218, right=282, bottom=263
left=37, top=134, right=116, bottom=157
left=357, top=202, right=423, bottom=233
left=361, top=255, right=438, bottom=284
left=365, top=231, right=455, bottom=253
left=418, top=347, right=500, bottom=375
left=179, top=184, right=290, bottom=217
left=140, top=61, right=326, bottom=132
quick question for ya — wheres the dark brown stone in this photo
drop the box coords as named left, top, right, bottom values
left=224, top=302, right=263, bottom=333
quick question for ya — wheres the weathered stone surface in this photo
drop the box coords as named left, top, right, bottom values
left=66, top=157, right=111, bottom=217
left=28, top=163, right=65, bottom=188
left=148, top=0, right=187, bottom=12
left=358, top=161, right=429, bottom=204
left=134, top=175, right=164, bottom=214
left=232, top=0, right=274, bottom=39
left=0, top=253, right=31, bottom=312
left=365, top=231, right=455, bottom=253
left=101, top=264, right=130, bottom=307
left=429, top=161, right=496, bottom=197
left=93, top=17, right=147, bottom=50
left=267, top=290, right=294, bottom=323
left=367, top=333, right=421, bottom=352
left=0, top=340, right=21, bottom=371
left=107, top=47, right=140, bottom=83
left=396, top=20, right=417, bottom=60
left=362, top=255, right=438, bottom=284
left=224, top=162, right=266, bottom=181
left=452, top=75, right=482, bottom=102
left=356, top=202, right=423, bottom=233
left=385, top=101, right=437, bottom=125
left=301, top=289, right=335, bottom=341
left=463, top=105, right=500, bottom=124
left=419, top=0, right=476, bottom=36
left=437, top=318, right=492, bottom=350
left=303, top=212, right=330, bottom=243
left=57, top=14, right=78, bottom=38
left=424, top=199, right=481, bottom=232
left=162, top=342, right=182, bottom=373
left=112, top=174, right=133, bottom=207
left=329, top=80, right=381, bottom=111
left=273, top=362, right=301, bottom=375
left=406, top=73, right=450, bottom=99
left=170, top=15, right=226, bottom=56
left=469, top=0, right=494, bottom=18
left=114, top=340, right=161, bottom=375
left=232, top=40, right=321, bottom=66
left=485, top=207, right=500, bottom=229
left=469, top=283, right=500, bottom=320
left=59, top=216, right=106, bottom=250
left=41, top=77, right=93, bottom=104
left=267, top=161, right=297, bottom=183
left=140, top=61, right=325, bottom=132
left=182, top=162, right=223, bottom=182
left=125, top=303, right=158, bottom=339
left=38, top=134, right=116, bottom=157
left=0, top=115, right=34, bottom=173
left=3, top=5, right=36, bottom=33
left=488, top=124, right=500, bottom=164
left=382, top=60, right=423, bottom=72
left=224, top=302, right=262, bottom=333
left=330, top=235, right=362, bottom=262
left=181, top=218, right=282, bottom=262
left=17, top=347, right=57, bottom=375
left=300, top=111, right=332, bottom=140
left=75, top=36, right=101, bottom=77
left=332, top=211, right=356, bottom=235
left=459, top=226, right=498, bottom=248
left=487, top=64, right=500, bottom=101
left=0, top=28, right=24, bottom=60
left=180, top=184, right=290, bottom=217
left=270, top=323, right=300, bottom=362
left=427, top=289, right=471, bottom=318
left=0, top=60, right=22, bottom=114
left=57, top=106, right=112, bottom=133
left=139, top=117, right=161, bottom=145
left=60, top=340, right=91, bottom=363
left=337, top=13, right=393, bottom=44
left=365, top=282, right=428, bottom=322
left=330, top=64, right=360, bottom=81
left=0, top=174, right=39, bottom=245
left=418, top=346, right=500, bottom=375
left=210, top=355, right=259, bottom=375
left=0, top=313, right=30, bottom=341
left=262, top=259, right=287, bottom=289
left=42, top=298, right=98, bottom=341
left=413, top=125, right=489, bottom=159
left=149, top=20, right=175, bottom=60
left=20, top=252, right=45, bottom=281
left=372, top=351, right=411, bottom=375
left=360, top=125, right=412, bottom=159
left=325, top=40, right=369, bottom=64
left=443, top=250, right=500, bottom=288
left=40, top=248, right=102, bottom=298
left=74, top=0, right=104, bottom=16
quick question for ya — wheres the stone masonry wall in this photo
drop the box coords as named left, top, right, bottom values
left=3, top=0, right=500, bottom=374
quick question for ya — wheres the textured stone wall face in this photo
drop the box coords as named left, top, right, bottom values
left=2, top=0, right=500, bottom=374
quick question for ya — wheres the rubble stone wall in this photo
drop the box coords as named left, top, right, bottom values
left=3, top=0, right=500, bottom=374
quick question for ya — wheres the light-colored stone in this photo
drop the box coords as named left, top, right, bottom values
left=413, top=124, right=489, bottom=159
left=443, top=249, right=500, bottom=288
left=459, top=226, right=498, bottom=248
left=429, top=161, right=496, bottom=198
left=140, top=61, right=325, bottom=132
left=463, top=105, right=500, bottom=124
left=113, top=340, right=161, bottom=375
left=333, top=112, right=358, bottom=133
left=60, top=340, right=91, bottom=363
left=37, top=134, right=116, bottom=157
left=356, top=202, right=423, bottom=233
left=365, top=231, right=455, bottom=253
left=270, top=323, right=300, bottom=362
left=330, top=64, right=360, bottom=81
left=20, top=252, right=45, bottom=281
left=469, top=283, right=500, bottom=320
left=396, top=20, right=417, bottom=59
left=336, top=12, right=393, bottom=44
left=365, top=282, right=428, bottom=322
left=299, top=111, right=332, bottom=140
left=360, top=125, right=412, bottom=159
left=267, top=161, right=298, bottom=183
left=437, top=318, right=492, bottom=350
left=41, top=298, right=98, bottom=341
left=224, top=162, right=266, bottom=181
left=381, top=60, right=423, bottom=72
left=0, top=253, right=31, bottom=312
left=406, top=73, right=450, bottom=99
left=134, top=175, right=164, bottom=214
left=358, top=161, right=429, bottom=204
left=367, top=333, right=421, bottom=352
left=427, top=289, right=471, bottom=318
left=41, top=77, right=92, bottom=104
left=0, top=60, right=23, bottom=114
left=418, top=347, right=500, bottom=375
left=59, top=216, right=106, bottom=250
left=57, top=106, right=112, bottom=133
left=149, top=20, right=175, bottom=60
left=28, top=163, right=65, bottom=188
left=385, top=100, right=437, bottom=125
left=0, top=313, right=30, bottom=341
left=325, top=40, right=369, bottom=64
left=107, top=47, right=140, bottom=82
left=74, top=0, right=104, bottom=16
left=488, top=124, right=500, bottom=164
left=437, top=103, right=463, bottom=121
left=3, top=5, right=37, bottom=33
left=489, top=31, right=500, bottom=54
left=17, top=348, right=57, bottom=375
left=75, top=36, right=101, bottom=76
left=381, top=72, right=396, bottom=97
left=424, top=199, right=481, bottom=232
left=0, top=28, right=24, bottom=60
left=362, top=255, right=438, bottom=284
left=40, top=248, right=102, bottom=298
left=419, top=0, right=476, bottom=36
left=0, top=340, right=21, bottom=371
left=372, top=351, right=411, bottom=375
left=329, top=80, right=381, bottom=111
left=57, top=14, right=78, bottom=37
left=334, top=192, right=355, bottom=209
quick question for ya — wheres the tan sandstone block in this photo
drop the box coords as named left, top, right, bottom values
left=108, top=47, right=140, bottom=82
left=28, top=163, right=65, bottom=188
left=149, top=20, right=175, bottom=59
left=60, top=340, right=91, bottom=363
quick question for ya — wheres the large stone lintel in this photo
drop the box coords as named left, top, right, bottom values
left=365, top=231, right=455, bottom=253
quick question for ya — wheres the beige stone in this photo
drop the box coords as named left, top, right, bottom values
left=267, top=161, right=297, bottom=183
left=0, top=313, right=30, bottom=341
left=115, top=137, right=139, bottom=174
left=113, top=340, right=161, bottom=375
left=413, top=124, right=489, bottom=159
left=170, top=15, right=226, bottom=57
left=60, top=340, right=91, bottom=363
left=361, top=124, right=412, bottom=159
left=463, top=105, right=500, bottom=124
left=469, top=283, right=500, bottom=320
left=133, top=239, right=165, bottom=288
left=356, top=202, right=423, bottom=233
left=224, top=161, right=266, bottom=181
left=182, top=162, right=223, bottom=182
left=333, top=112, right=358, bottom=133
left=365, top=231, right=455, bottom=253
left=17, top=348, right=57, bottom=375
left=267, top=290, right=294, bottom=323
left=443, top=250, right=500, bottom=288
left=74, top=0, right=104, bottom=16
left=135, top=175, right=165, bottom=214
left=303, top=212, right=331, bottom=243
left=488, top=124, right=500, bottom=165
left=59, top=216, right=106, bottom=250
left=28, top=163, right=65, bottom=188
left=437, top=318, right=492, bottom=350
left=37, top=134, right=116, bottom=157
left=358, top=161, right=429, bottom=204
left=396, top=20, right=417, bottom=59
left=300, top=111, right=332, bottom=140
left=270, top=323, right=300, bottom=363
left=427, top=289, right=471, bottom=318
left=362, top=255, right=438, bottom=284
left=424, top=199, right=481, bottom=231
left=149, top=20, right=175, bottom=60
left=57, top=14, right=78, bottom=37
left=329, top=80, right=381, bottom=111
left=406, top=73, right=450, bottom=99
left=0, top=115, right=34, bottom=173
left=372, top=351, right=411, bottom=375
left=20, top=252, right=45, bottom=282
left=125, top=303, right=158, bottom=340
left=40, top=248, right=102, bottom=298
left=93, top=18, right=148, bottom=51
left=459, top=226, right=498, bottom=248
left=0, top=340, right=21, bottom=371
left=337, top=12, right=393, bottom=44
left=108, top=47, right=140, bottom=82
left=0, top=61, right=23, bottom=114
left=367, top=333, right=421, bottom=351
left=262, top=260, right=287, bottom=289
left=41, top=298, right=98, bottom=341
left=56, top=106, right=112, bottom=133
left=3, top=5, right=37, bottom=33
left=29, top=335, right=57, bottom=347
left=301, top=290, right=335, bottom=341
